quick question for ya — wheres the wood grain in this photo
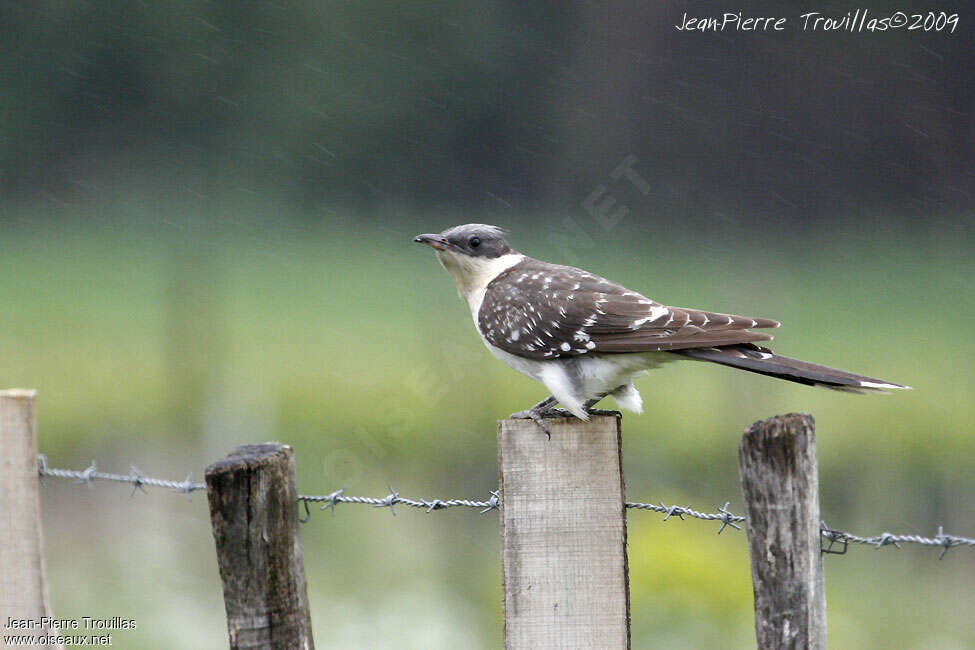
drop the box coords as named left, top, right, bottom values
left=0, top=389, right=62, bottom=649
left=739, top=413, right=826, bottom=650
left=499, top=415, right=630, bottom=649
left=206, top=443, right=314, bottom=650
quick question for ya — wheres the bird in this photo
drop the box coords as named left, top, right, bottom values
left=414, top=224, right=909, bottom=436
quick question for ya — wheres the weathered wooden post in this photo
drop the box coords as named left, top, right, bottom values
left=498, top=414, right=630, bottom=650
left=206, top=443, right=315, bottom=650
left=738, top=413, right=826, bottom=650
left=0, top=389, right=62, bottom=649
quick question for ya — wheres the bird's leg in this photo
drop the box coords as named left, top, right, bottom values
left=582, top=395, right=606, bottom=410
left=580, top=388, right=623, bottom=417
left=509, top=396, right=560, bottom=439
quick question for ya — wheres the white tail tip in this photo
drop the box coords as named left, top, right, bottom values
left=859, top=380, right=911, bottom=390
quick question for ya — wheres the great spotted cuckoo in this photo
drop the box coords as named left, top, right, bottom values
left=415, top=224, right=909, bottom=436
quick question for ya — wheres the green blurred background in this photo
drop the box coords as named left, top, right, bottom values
left=2, top=1, right=973, bottom=648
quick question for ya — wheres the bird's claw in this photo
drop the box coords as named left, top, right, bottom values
left=509, top=408, right=560, bottom=439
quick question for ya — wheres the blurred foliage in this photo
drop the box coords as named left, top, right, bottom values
left=2, top=207, right=973, bottom=648
left=1, top=1, right=971, bottom=219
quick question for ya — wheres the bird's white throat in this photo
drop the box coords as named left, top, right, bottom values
left=436, top=250, right=524, bottom=317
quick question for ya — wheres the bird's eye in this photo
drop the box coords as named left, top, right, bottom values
left=469, top=237, right=481, bottom=248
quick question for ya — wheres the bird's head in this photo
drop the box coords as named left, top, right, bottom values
left=414, top=224, right=520, bottom=304
left=413, top=223, right=512, bottom=259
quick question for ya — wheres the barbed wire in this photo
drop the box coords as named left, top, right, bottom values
left=298, top=487, right=500, bottom=518
left=38, top=455, right=206, bottom=496
left=37, top=456, right=974, bottom=558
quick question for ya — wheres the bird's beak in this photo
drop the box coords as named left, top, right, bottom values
left=413, top=233, right=451, bottom=252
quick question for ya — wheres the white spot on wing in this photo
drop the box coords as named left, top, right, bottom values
left=630, top=316, right=651, bottom=329
left=648, top=304, right=670, bottom=321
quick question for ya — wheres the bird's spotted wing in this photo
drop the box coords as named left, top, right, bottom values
left=478, top=259, right=779, bottom=360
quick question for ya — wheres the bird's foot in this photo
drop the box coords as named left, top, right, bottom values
left=508, top=393, right=616, bottom=438
left=508, top=406, right=567, bottom=439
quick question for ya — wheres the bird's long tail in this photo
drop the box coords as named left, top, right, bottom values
left=673, top=343, right=910, bottom=394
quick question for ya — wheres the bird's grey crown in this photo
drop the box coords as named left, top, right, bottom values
left=477, top=258, right=780, bottom=360
left=441, top=223, right=513, bottom=258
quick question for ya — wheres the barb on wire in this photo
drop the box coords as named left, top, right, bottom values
left=813, top=524, right=975, bottom=559
left=128, top=465, right=148, bottom=496
left=300, top=488, right=346, bottom=516
left=36, top=456, right=975, bottom=557
left=296, top=486, right=499, bottom=516
left=625, top=499, right=746, bottom=533
left=38, top=457, right=206, bottom=497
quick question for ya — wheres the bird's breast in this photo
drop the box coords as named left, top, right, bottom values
left=481, top=337, right=548, bottom=382
left=436, top=252, right=525, bottom=319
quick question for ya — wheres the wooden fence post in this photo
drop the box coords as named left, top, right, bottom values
left=738, top=413, right=826, bottom=650
left=498, top=414, right=630, bottom=649
left=0, top=389, right=62, bottom=649
left=206, top=443, right=314, bottom=650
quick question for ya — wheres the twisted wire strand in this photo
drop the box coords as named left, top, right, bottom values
left=38, top=456, right=205, bottom=494
left=37, top=456, right=974, bottom=556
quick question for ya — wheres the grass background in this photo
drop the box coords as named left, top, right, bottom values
left=2, top=200, right=972, bottom=648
